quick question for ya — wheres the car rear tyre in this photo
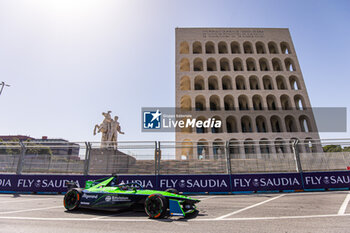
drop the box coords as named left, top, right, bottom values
left=165, top=188, right=179, bottom=194
left=144, top=194, right=168, bottom=219
left=64, top=188, right=82, bottom=211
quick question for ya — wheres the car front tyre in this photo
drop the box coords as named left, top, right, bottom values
left=144, top=194, right=168, bottom=219
left=63, top=188, right=82, bottom=211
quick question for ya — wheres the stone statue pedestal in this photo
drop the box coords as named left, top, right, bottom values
left=88, top=149, right=136, bottom=174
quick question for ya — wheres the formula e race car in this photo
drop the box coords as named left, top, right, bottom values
left=63, top=176, right=200, bottom=219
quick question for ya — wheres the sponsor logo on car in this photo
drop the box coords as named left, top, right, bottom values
left=82, top=193, right=98, bottom=199
left=105, top=195, right=130, bottom=202
left=80, top=202, right=90, bottom=205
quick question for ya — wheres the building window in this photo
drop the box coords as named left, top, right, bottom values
left=180, top=76, right=190, bottom=90
left=231, top=42, right=241, bottom=54
left=218, top=41, right=228, bottom=54
left=243, top=42, right=254, bottom=54
left=194, top=76, right=205, bottom=90
left=193, top=58, right=203, bottom=71
left=205, top=41, right=215, bottom=54
left=193, top=41, right=202, bottom=54
left=268, top=42, right=278, bottom=54
left=179, top=41, right=189, bottom=54
left=207, top=58, right=217, bottom=71
left=256, top=42, right=266, bottom=54
left=220, top=58, right=230, bottom=71
left=179, top=58, right=190, bottom=72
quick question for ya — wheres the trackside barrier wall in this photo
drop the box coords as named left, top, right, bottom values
left=0, top=171, right=350, bottom=193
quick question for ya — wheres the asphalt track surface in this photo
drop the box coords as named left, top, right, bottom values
left=1, top=191, right=350, bottom=233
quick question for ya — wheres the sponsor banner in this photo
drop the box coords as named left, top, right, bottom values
left=231, top=173, right=303, bottom=191
left=303, top=171, right=350, bottom=189
left=0, top=174, right=155, bottom=193
left=0, top=171, right=350, bottom=193
left=157, top=174, right=231, bottom=192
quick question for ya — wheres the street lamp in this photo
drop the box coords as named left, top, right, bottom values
left=0, top=81, right=10, bottom=95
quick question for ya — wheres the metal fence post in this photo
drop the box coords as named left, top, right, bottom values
left=225, top=141, right=232, bottom=175
left=157, top=141, right=161, bottom=176
left=292, top=139, right=303, bottom=173
left=16, top=141, right=26, bottom=175
left=154, top=141, right=158, bottom=176
left=83, top=142, right=91, bottom=175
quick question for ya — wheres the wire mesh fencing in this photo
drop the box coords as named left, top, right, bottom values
left=1, top=139, right=350, bottom=175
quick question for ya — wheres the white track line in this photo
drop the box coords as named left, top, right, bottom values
left=0, top=206, right=62, bottom=215
left=338, top=192, right=350, bottom=215
left=0, top=213, right=349, bottom=222
left=0, top=198, right=56, bottom=204
left=198, top=196, right=216, bottom=201
left=90, top=211, right=134, bottom=220
left=215, top=194, right=285, bottom=220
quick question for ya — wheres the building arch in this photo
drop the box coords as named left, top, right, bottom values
left=289, top=76, right=301, bottom=90
left=192, top=41, right=202, bottom=54
left=241, top=116, right=253, bottom=132
left=260, top=139, right=271, bottom=154
left=246, top=58, right=257, bottom=71
left=256, top=116, right=268, bottom=132
left=280, top=42, right=291, bottom=54
left=244, top=139, right=255, bottom=154
left=208, top=76, right=219, bottom=90
left=181, top=140, right=193, bottom=160
left=275, top=138, right=286, bottom=154
left=179, top=41, right=189, bottom=54
left=180, top=95, right=191, bottom=111
left=259, top=58, right=270, bottom=71
left=230, top=41, right=241, bottom=53
left=211, top=116, right=223, bottom=133
left=226, top=116, right=238, bottom=133
left=285, top=115, right=298, bottom=132
left=194, top=76, right=205, bottom=90
left=229, top=139, right=240, bottom=157
left=233, top=58, right=244, bottom=71
left=236, top=76, right=246, bottom=90
left=195, top=95, right=206, bottom=111
left=263, top=75, right=273, bottom=90
left=222, top=76, right=232, bottom=90
left=243, top=41, right=254, bottom=54
left=304, top=137, right=316, bottom=153
left=276, top=75, right=287, bottom=90
left=196, top=117, right=208, bottom=134
left=270, top=115, right=283, bottom=132
left=224, top=95, right=235, bottom=110
left=249, top=75, right=260, bottom=90
left=193, top=58, right=203, bottom=71
left=213, top=139, right=225, bottom=159
left=238, top=95, right=249, bottom=110
left=256, top=41, right=266, bottom=54
left=207, top=58, right=217, bottom=71
left=181, top=118, right=193, bottom=133
left=180, top=58, right=190, bottom=72
left=180, top=76, right=191, bottom=90
left=218, top=41, right=228, bottom=54
left=299, top=115, right=312, bottom=132
left=294, top=94, right=306, bottom=110
left=197, top=139, right=209, bottom=159
left=209, top=95, right=221, bottom=110
left=272, top=58, right=283, bottom=71
left=285, top=58, right=296, bottom=71
left=268, top=41, right=279, bottom=54
left=220, top=58, right=230, bottom=71
left=266, top=95, right=277, bottom=110
left=280, top=94, right=292, bottom=110
left=205, top=41, right=215, bottom=54
left=252, top=95, right=263, bottom=110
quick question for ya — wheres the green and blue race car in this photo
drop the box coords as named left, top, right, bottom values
left=63, top=176, right=200, bottom=219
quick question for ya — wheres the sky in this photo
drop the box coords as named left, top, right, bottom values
left=0, top=0, right=349, bottom=142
